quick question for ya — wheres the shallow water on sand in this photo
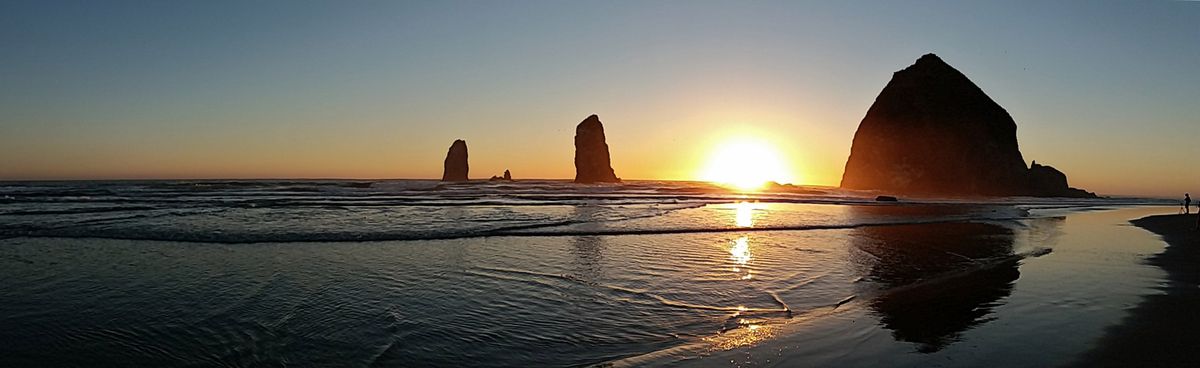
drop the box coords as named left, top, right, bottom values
left=668, top=207, right=1171, bottom=367
left=0, top=181, right=1175, bottom=367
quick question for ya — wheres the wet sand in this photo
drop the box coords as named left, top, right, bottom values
left=0, top=206, right=1180, bottom=366
left=1070, top=214, right=1200, bottom=367
left=663, top=207, right=1175, bottom=367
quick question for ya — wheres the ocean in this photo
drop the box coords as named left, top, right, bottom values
left=0, top=180, right=1175, bottom=367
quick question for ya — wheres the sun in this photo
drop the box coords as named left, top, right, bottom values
left=700, top=137, right=796, bottom=190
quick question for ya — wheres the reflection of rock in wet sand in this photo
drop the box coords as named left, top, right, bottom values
left=570, top=235, right=605, bottom=284
left=568, top=205, right=607, bottom=284
left=850, top=222, right=1020, bottom=353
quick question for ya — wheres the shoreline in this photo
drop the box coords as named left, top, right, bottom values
left=1, top=205, right=1184, bottom=366
left=1069, top=213, right=1200, bottom=367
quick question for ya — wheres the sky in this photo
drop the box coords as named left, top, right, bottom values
left=1, top=0, right=1197, bottom=197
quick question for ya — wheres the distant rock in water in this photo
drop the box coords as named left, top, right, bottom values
left=441, top=139, right=469, bottom=181
left=762, top=181, right=827, bottom=195
left=574, top=114, right=620, bottom=183
left=489, top=169, right=513, bottom=181
left=840, top=54, right=1095, bottom=198
left=875, top=195, right=899, bottom=202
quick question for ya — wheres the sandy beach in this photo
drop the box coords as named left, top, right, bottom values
left=0, top=183, right=1183, bottom=366
left=3, top=1, right=1197, bottom=366
left=1069, top=214, right=1200, bottom=367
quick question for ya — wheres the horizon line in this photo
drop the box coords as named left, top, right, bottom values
left=0, top=177, right=1173, bottom=199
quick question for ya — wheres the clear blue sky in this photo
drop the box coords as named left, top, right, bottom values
left=1, top=0, right=1197, bottom=196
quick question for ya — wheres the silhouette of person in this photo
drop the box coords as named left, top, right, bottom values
left=1186, top=193, right=1192, bottom=215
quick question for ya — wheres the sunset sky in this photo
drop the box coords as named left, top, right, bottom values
left=2, top=1, right=1197, bottom=196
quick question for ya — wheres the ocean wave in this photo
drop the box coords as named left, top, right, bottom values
left=0, top=216, right=1047, bottom=243
left=0, top=180, right=1167, bottom=244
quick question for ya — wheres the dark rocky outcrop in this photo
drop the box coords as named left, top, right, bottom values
left=441, top=139, right=468, bottom=181
left=1028, top=161, right=1096, bottom=198
left=489, top=169, right=513, bottom=181
left=876, top=195, right=900, bottom=202
left=1027, top=161, right=1068, bottom=195
left=840, top=54, right=1095, bottom=198
left=574, top=115, right=620, bottom=183
left=762, top=181, right=827, bottom=195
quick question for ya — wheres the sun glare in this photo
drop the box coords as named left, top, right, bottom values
left=701, top=137, right=795, bottom=190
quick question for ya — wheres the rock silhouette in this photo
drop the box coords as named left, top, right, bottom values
left=441, top=139, right=469, bottom=181
left=1028, top=161, right=1095, bottom=198
left=841, top=54, right=1094, bottom=197
left=574, top=115, right=620, bottom=183
left=489, top=169, right=513, bottom=181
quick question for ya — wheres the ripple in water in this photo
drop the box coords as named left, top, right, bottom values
left=0, top=181, right=1162, bottom=367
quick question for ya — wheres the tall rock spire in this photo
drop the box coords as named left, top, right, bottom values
left=441, top=139, right=468, bottom=181
left=573, top=115, right=620, bottom=183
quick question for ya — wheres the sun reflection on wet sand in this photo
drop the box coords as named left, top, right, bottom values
left=730, top=236, right=752, bottom=279
left=704, top=318, right=778, bottom=350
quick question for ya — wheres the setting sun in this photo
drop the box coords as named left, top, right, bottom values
left=700, top=137, right=796, bottom=190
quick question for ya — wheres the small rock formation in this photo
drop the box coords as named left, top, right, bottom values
left=762, top=181, right=826, bottom=195
left=840, top=54, right=1095, bottom=198
left=489, top=169, right=513, bottom=181
left=1028, top=161, right=1096, bottom=198
left=876, top=195, right=900, bottom=202
left=441, top=139, right=468, bottom=181
left=574, top=114, right=620, bottom=183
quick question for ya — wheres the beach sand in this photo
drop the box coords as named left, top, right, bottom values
left=1070, top=214, right=1200, bottom=367
left=0, top=204, right=1186, bottom=366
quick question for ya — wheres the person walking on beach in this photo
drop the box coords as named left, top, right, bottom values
left=1186, top=193, right=1192, bottom=215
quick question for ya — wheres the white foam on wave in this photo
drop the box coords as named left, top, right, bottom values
left=0, top=180, right=1167, bottom=243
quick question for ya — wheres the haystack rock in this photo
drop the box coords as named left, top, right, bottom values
left=574, top=115, right=620, bottom=183
left=441, top=139, right=468, bottom=181
left=840, top=53, right=1095, bottom=198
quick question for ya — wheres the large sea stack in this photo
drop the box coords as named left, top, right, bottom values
left=840, top=54, right=1095, bottom=198
left=441, top=139, right=469, bottom=181
left=574, top=114, right=620, bottom=183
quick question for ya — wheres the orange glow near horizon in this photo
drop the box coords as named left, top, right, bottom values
left=700, top=137, right=797, bottom=190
